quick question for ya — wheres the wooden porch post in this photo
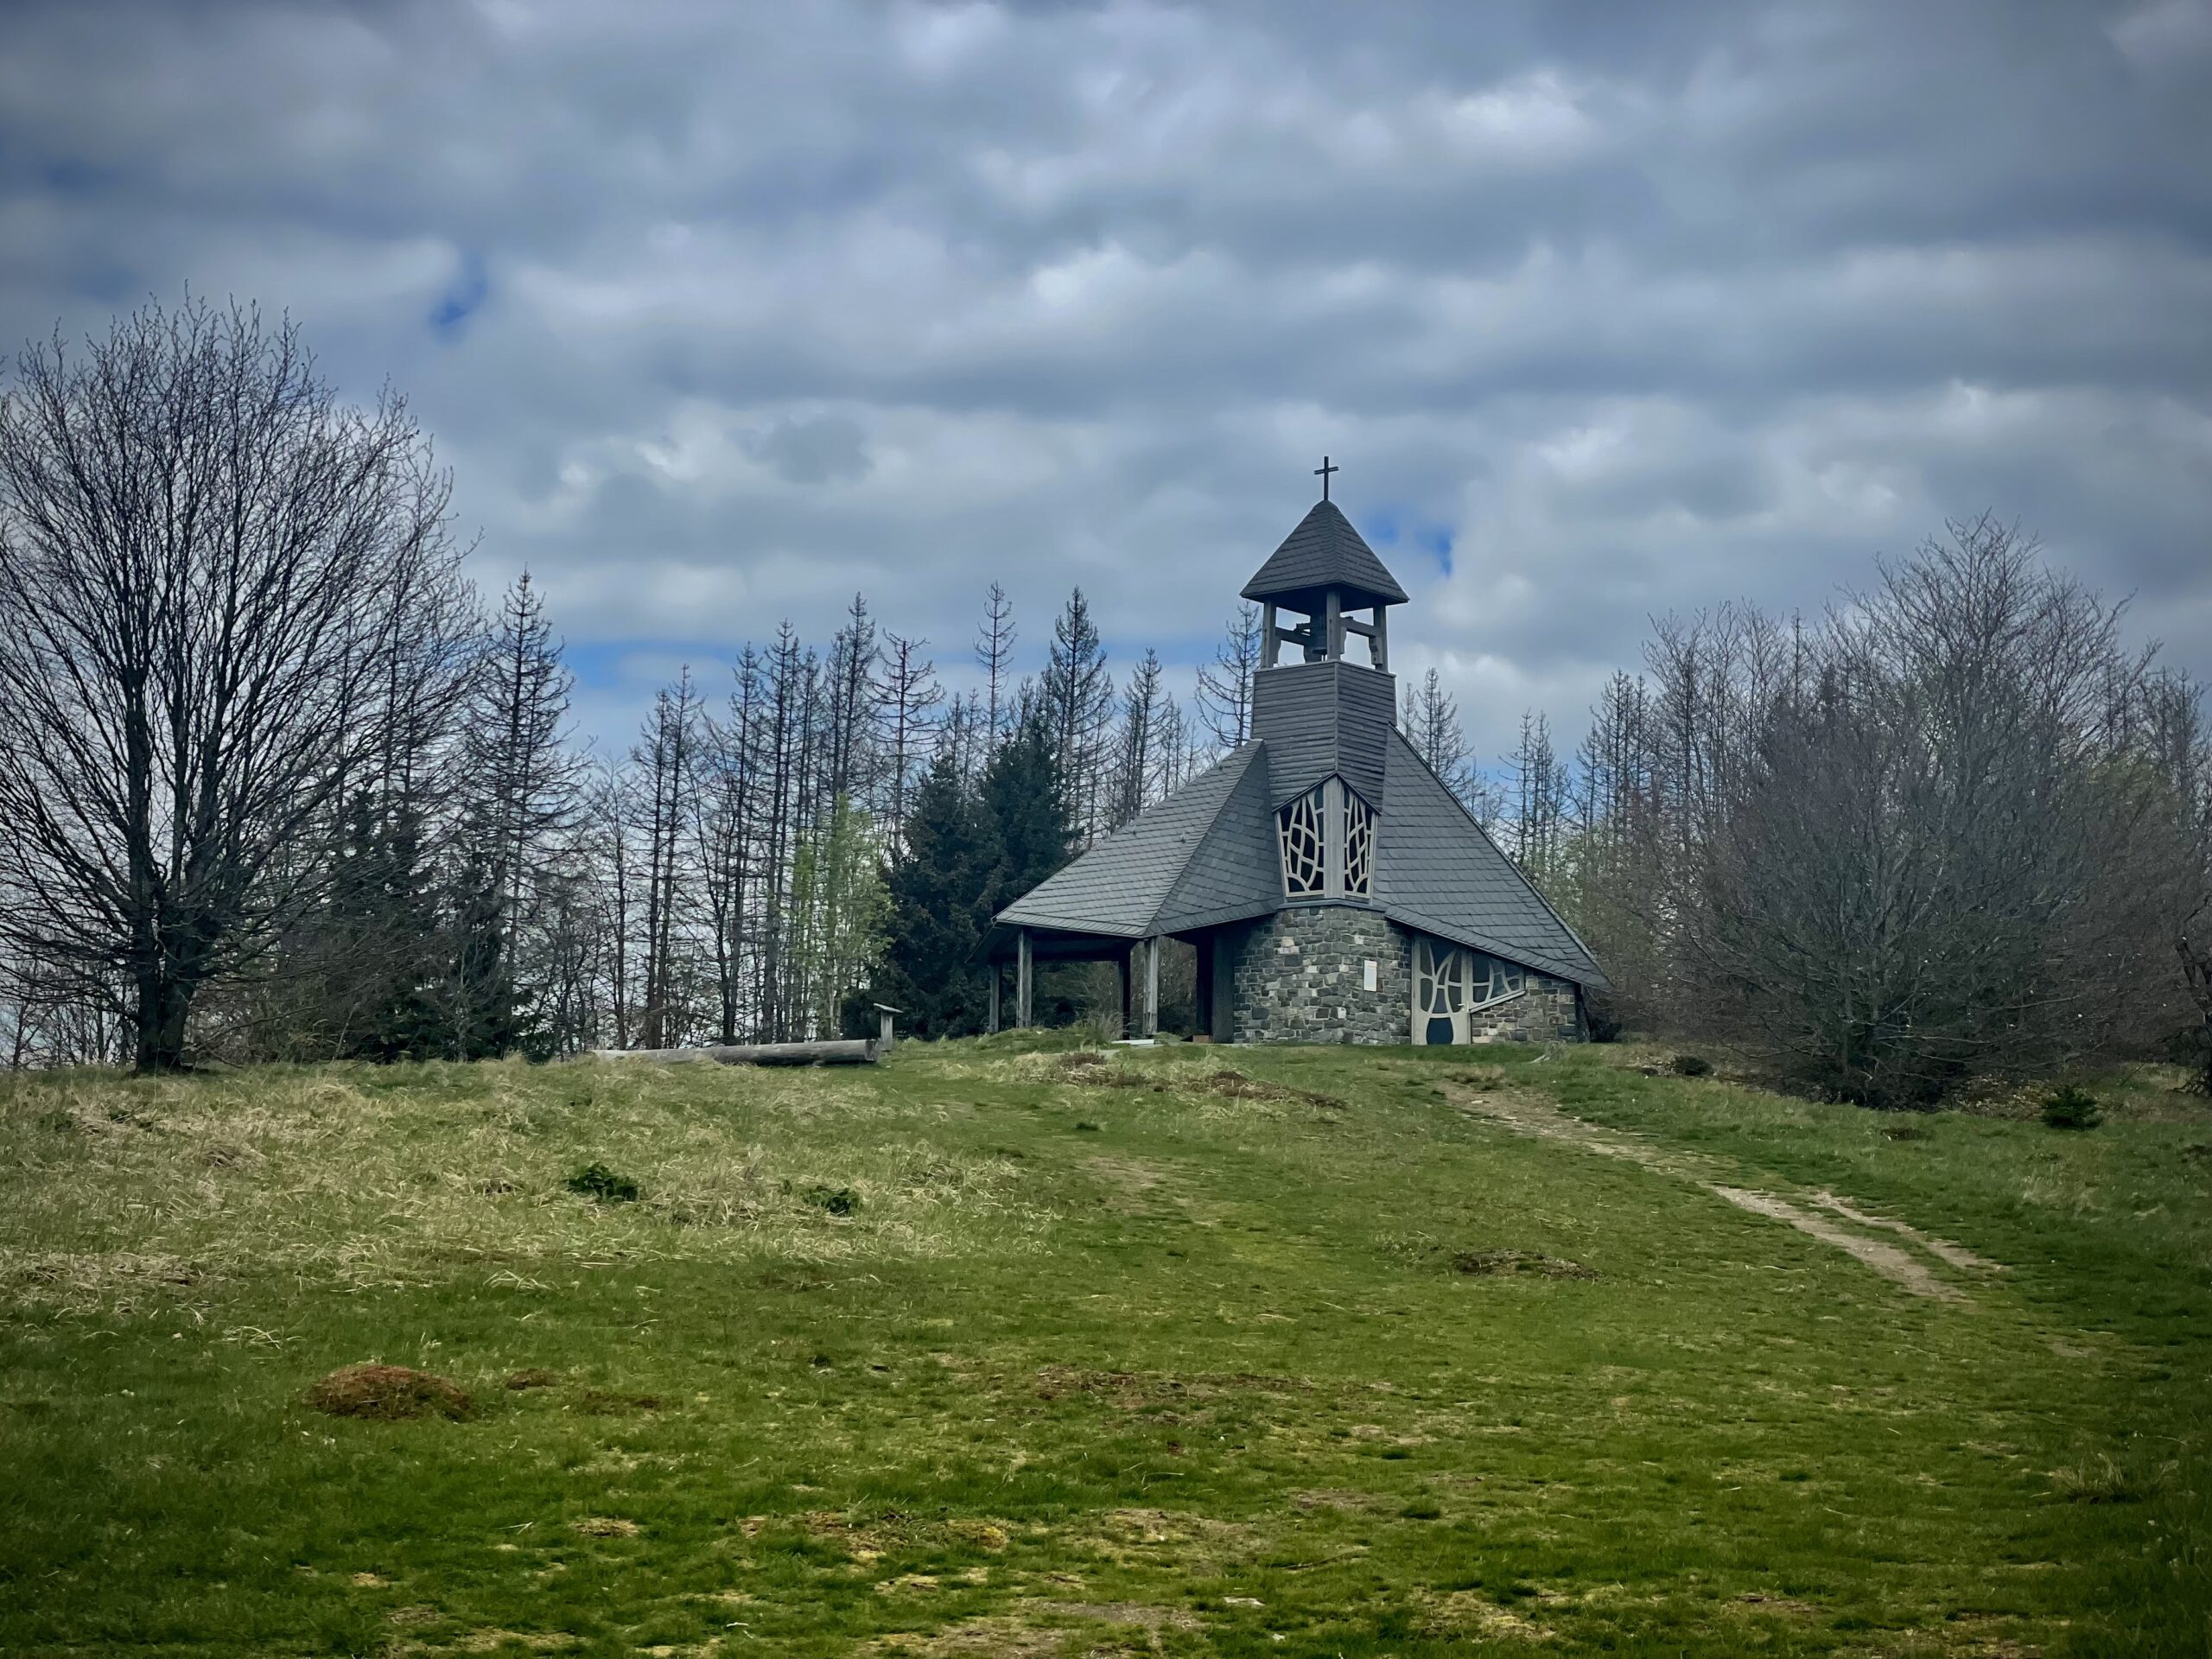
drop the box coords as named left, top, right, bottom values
left=1016, top=929, right=1033, bottom=1028
left=988, top=964, right=1001, bottom=1034
left=1138, top=936, right=1160, bottom=1039
left=1117, top=948, right=1132, bottom=1038
left=1194, top=935, right=1213, bottom=1037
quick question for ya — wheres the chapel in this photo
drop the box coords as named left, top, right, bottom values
left=982, top=474, right=1607, bottom=1045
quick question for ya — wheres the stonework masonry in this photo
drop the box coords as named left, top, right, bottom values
left=1221, top=906, right=1585, bottom=1046
left=1229, top=904, right=1409, bottom=1045
left=1465, top=970, right=1586, bottom=1045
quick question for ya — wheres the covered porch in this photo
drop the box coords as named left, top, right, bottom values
left=976, top=924, right=1227, bottom=1040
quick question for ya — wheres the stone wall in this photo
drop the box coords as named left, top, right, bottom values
left=1463, top=971, right=1585, bottom=1044
left=1226, top=905, right=1409, bottom=1045
left=1221, top=908, right=1586, bottom=1046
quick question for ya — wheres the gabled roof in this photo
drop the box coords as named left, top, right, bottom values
left=1374, top=730, right=1610, bottom=989
left=993, top=743, right=1279, bottom=941
left=1240, top=499, right=1410, bottom=609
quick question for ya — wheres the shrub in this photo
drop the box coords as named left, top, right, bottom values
left=803, top=1184, right=859, bottom=1216
left=566, top=1162, right=639, bottom=1202
left=2041, top=1086, right=2102, bottom=1131
left=1670, top=1054, right=1713, bottom=1077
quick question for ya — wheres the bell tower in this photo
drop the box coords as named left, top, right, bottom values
left=1243, top=468, right=1407, bottom=891
left=1241, top=474, right=1408, bottom=673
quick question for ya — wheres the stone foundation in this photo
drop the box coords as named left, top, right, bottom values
left=1227, top=905, right=1409, bottom=1045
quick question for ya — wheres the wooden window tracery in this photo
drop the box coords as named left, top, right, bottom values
left=1279, top=786, right=1326, bottom=897
left=1413, top=938, right=1526, bottom=1044
left=1344, top=788, right=1374, bottom=898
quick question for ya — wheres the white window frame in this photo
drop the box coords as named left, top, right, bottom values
left=1411, top=937, right=1526, bottom=1045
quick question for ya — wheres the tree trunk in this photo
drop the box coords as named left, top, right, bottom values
left=134, top=975, right=193, bottom=1073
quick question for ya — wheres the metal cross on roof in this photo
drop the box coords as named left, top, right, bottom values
left=1314, top=454, right=1338, bottom=500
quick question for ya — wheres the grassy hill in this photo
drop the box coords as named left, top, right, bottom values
left=3, top=1039, right=2207, bottom=1656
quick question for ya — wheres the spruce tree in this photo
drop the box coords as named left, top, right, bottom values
left=983, top=696, right=1077, bottom=906
left=874, top=752, right=995, bottom=1036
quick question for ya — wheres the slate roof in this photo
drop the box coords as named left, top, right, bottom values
left=992, top=743, right=1280, bottom=941
left=1239, top=499, right=1410, bottom=609
left=1373, top=730, right=1609, bottom=988
left=987, top=722, right=1608, bottom=991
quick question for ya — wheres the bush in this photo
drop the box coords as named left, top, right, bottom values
left=2041, top=1086, right=2102, bottom=1131
left=1670, top=1054, right=1713, bottom=1077
left=566, top=1162, right=639, bottom=1202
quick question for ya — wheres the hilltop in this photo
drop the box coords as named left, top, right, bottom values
left=3, top=1041, right=2207, bottom=1656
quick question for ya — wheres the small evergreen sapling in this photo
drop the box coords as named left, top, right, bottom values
left=567, top=1163, right=640, bottom=1202
left=2041, top=1086, right=2102, bottom=1130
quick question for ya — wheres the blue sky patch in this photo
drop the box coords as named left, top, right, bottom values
left=429, top=251, right=488, bottom=340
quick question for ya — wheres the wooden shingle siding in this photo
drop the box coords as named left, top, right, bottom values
left=1252, top=660, right=1392, bottom=810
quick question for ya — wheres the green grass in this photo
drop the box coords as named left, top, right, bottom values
left=2, top=1038, right=2207, bottom=1656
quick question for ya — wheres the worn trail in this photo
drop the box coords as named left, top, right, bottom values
left=1444, top=1084, right=2001, bottom=1303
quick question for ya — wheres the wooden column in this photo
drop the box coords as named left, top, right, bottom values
left=1371, top=605, right=1389, bottom=671
left=1261, top=601, right=1279, bottom=668
left=1325, top=590, right=1344, bottom=660
left=1117, top=949, right=1132, bottom=1038
left=1194, top=936, right=1213, bottom=1038
left=1016, top=929, right=1033, bottom=1028
left=988, top=966, right=1001, bottom=1033
left=1138, top=937, right=1160, bottom=1039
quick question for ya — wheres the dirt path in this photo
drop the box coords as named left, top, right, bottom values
left=1443, top=1085, right=2000, bottom=1303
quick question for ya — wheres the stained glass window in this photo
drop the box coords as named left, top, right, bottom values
left=1279, top=786, right=1326, bottom=897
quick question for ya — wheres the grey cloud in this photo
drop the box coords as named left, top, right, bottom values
left=747, top=416, right=872, bottom=486
left=0, top=0, right=2207, bottom=765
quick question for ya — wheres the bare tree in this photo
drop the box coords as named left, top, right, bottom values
left=632, top=671, right=701, bottom=1048
left=1110, top=648, right=1165, bottom=829
left=880, top=631, right=943, bottom=855
left=1400, top=668, right=1499, bottom=825
left=0, top=299, right=466, bottom=1071
left=1681, top=518, right=2178, bottom=1103
left=1196, top=602, right=1262, bottom=751
left=463, top=570, right=583, bottom=971
left=975, top=582, right=1015, bottom=748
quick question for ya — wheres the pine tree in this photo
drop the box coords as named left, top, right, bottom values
left=875, top=753, right=998, bottom=1037
left=442, top=829, right=525, bottom=1058
left=983, top=694, right=1077, bottom=906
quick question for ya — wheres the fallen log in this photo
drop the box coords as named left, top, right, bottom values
left=588, top=1039, right=877, bottom=1066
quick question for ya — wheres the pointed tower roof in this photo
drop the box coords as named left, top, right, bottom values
left=1240, top=499, right=1409, bottom=611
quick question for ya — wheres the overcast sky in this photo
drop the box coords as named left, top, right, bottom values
left=2, top=0, right=2208, bottom=762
